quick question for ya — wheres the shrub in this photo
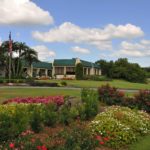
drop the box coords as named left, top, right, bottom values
left=0, top=79, right=4, bottom=83
left=2, top=131, right=46, bottom=150
left=134, top=90, right=150, bottom=112
left=90, top=106, right=150, bottom=148
left=75, top=63, right=83, bottom=80
left=30, top=82, right=58, bottom=87
left=60, top=81, right=67, bottom=86
left=98, top=84, right=125, bottom=105
left=70, top=106, right=79, bottom=119
left=0, top=105, right=29, bottom=142
left=25, top=77, right=35, bottom=83
left=58, top=104, right=72, bottom=125
left=64, top=123, right=97, bottom=150
left=43, top=103, right=58, bottom=127
left=81, top=88, right=99, bottom=119
left=29, top=106, right=43, bottom=133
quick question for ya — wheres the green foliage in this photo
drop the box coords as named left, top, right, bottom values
left=58, top=104, right=72, bottom=125
left=90, top=106, right=150, bottom=148
left=75, top=63, right=83, bottom=80
left=29, top=105, right=44, bottom=133
left=2, top=132, right=46, bottom=150
left=98, top=84, right=125, bottom=105
left=96, top=58, right=147, bottom=83
left=0, top=41, right=39, bottom=78
left=81, top=88, right=99, bottom=119
left=64, top=123, right=97, bottom=150
left=0, top=105, right=29, bottom=142
left=60, top=81, right=67, bottom=86
left=134, top=90, right=150, bottom=112
left=43, top=103, right=58, bottom=127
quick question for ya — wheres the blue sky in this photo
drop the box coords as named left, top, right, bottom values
left=0, top=0, right=150, bottom=67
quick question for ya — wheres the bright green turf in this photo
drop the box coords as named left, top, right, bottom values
left=0, top=87, right=134, bottom=103
left=0, top=88, right=81, bottom=103
left=37, top=79, right=150, bottom=90
left=129, top=135, right=150, bottom=150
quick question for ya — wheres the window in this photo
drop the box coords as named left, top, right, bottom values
left=55, top=67, right=64, bottom=75
left=66, top=67, right=75, bottom=75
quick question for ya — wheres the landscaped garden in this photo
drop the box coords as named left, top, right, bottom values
left=0, top=84, right=149, bottom=150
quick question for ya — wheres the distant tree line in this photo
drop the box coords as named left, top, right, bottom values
left=143, top=67, right=150, bottom=78
left=96, top=58, right=147, bottom=83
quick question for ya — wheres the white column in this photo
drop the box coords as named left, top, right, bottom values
left=64, top=66, right=66, bottom=76
left=45, top=69, right=48, bottom=77
left=86, top=68, right=88, bottom=75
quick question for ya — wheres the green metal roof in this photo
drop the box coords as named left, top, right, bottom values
left=93, top=63, right=101, bottom=69
left=22, top=61, right=52, bottom=70
left=32, top=62, right=52, bottom=69
left=81, top=60, right=100, bottom=69
left=80, top=60, right=92, bottom=67
left=53, top=59, right=76, bottom=66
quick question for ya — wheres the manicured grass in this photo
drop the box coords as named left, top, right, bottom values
left=0, top=88, right=81, bottom=103
left=0, top=87, right=134, bottom=103
left=129, top=135, right=150, bottom=150
left=37, top=79, right=150, bottom=90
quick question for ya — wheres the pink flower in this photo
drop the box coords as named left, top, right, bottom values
left=9, top=143, right=15, bottom=149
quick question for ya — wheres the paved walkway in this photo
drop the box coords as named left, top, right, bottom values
left=0, top=86, right=139, bottom=93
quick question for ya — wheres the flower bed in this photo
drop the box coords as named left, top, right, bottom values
left=3, top=96, right=64, bottom=106
left=90, top=106, right=150, bottom=148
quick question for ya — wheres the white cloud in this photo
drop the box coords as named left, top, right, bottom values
left=32, top=45, right=56, bottom=61
left=114, top=40, right=150, bottom=57
left=71, top=46, right=90, bottom=54
left=32, top=22, right=143, bottom=50
left=0, top=0, right=54, bottom=25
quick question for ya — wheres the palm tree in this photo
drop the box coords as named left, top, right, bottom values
left=0, top=41, right=39, bottom=78
left=21, top=48, right=39, bottom=77
left=15, top=42, right=28, bottom=76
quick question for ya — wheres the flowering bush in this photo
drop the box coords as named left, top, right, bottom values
left=1, top=131, right=47, bottom=150
left=134, top=90, right=150, bottom=112
left=98, top=84, right=125, bottom=105
left=90, top=106, right=150, bottom=148
left=3, top=96, right=64, bottom=106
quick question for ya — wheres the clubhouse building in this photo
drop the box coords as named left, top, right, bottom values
left=23, top=58, right=101, bottom=79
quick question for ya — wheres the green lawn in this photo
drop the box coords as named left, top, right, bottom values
left=37, top=79, right=150, bottom=90
left=0, top=87, right=135, bottom=103
left=0, top=88, right=81, bottom=103
left=129, top=135, right=150, bottom=150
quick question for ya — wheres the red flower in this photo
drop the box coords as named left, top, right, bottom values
left=9, top=143, right=15, bottom=149
left=96, top=135, right=102, bottom=140
left=103, top=137, right=109, bottom=141
left=37, top=145, right=47, bottom=150
left=37, top=146, right=41, bottom=150
left=99, top=141, right=105, bottom=145
left=41, top=145, right=47, bottom=150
